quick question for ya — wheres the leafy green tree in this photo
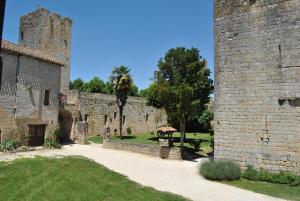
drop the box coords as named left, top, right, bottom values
left=81, top=76, right=106, bottom=93
left=129, top=84, right=139, bottom=97
left=139, top=83, right=162, bottom=108
left=198, top=110, right=214, bottom=132
left=154, top=47, right=213, bottom=152
left=71, top=78, right=84, bottom=91
left=110, top=65, right=133, bottom=139
left=104, top=81, right=114, bottom=94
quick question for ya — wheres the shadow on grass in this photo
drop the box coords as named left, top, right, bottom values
left=147, top=136, right=212, bottom=160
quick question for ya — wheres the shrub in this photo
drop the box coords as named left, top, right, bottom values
left=243, top=165, right=300, bottom=186
left=126, top=127, right=132, bottom=135
left=44, top=139, right=61, bottom=149
left=0, top=140, right=17, bottom=152
left=200, top=160, right=241, bottom=181
left=198, top=110, right=214, bottom=131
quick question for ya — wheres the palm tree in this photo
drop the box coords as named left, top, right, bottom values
left=110, top=66, right=133, bottom=140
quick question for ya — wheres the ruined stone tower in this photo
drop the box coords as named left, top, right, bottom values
left=214, top=0, right=300, bottom=174
left=19, top=8, right=72, bottom=93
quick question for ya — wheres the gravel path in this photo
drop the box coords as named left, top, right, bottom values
left=0, top=144, right=285, bottom=201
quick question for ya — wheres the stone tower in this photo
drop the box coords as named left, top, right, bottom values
left=19, top=8, right=72, bottom=93
left=214, top=0, right=300, bottom=174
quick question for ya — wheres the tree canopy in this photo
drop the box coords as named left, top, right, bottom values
left=70, top=74, right=140, bottom=97
left=149, top=47, right=214, bottom=150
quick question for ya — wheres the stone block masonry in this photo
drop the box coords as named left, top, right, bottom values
left=103, top=140, right=182, bottom=160
left=65, top=90, right=167, bottom=139
left=214, top=0, right=300, bottom=174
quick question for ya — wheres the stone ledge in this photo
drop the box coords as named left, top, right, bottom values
left=103, top=140, right=182, bottom=160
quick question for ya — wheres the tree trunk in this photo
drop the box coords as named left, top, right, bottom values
left=119, top=106, right=123, bottom=140
left=179, top=116, right=186, bottom=158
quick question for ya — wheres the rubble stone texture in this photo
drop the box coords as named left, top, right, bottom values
left=214, top=0, right=300, bottom=174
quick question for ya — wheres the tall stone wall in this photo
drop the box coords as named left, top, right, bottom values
left=214, top=0, right=300, bottom=174
left=19, top=8, right=72, bottom=93
left=0, top=51, right=62, bottom=142
left=65, top=90, right=167, bottom=139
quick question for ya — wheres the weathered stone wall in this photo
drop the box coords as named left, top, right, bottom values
left=0, top=51, right=62, bottom=142
left=19, top=8, right=72, bottom=93
left=103, top=140, right=181, bottom=160
left=214, top=0, right=300, bottom=174
left=65, top=90, right=167, bottom=137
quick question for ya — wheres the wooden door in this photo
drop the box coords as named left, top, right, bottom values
left=28, top=125, right=46, bottom=146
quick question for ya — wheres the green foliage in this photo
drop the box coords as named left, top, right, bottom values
left=43, top=139, right=61, bottom=149
left=243, top=165, right=300, bottom=186
left=139, top=83, right=163, bottom=108
left=69, top=75, right=140, bottom=97
left=200, top=160, right=241, bottom=181
left=198, top=110, right=214, bottom=131
left=0, top=140, right=17, bottom=152
left=82, top=76, right=107, bottom=93
left=152, top=47, right=214, bottom=148
left=126, top=127, right=132, bottom=135
left=129, top=84, right=139, bottom=96
left=70, top=78, right=84, bottom=90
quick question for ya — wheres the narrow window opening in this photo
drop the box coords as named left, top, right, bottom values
left=114, top=128, right=117, bottom=134
left=44, top=90, right=50, bottom=106
left=50, top=20, right=54, bottom=37
left=146, top=114, right=149, bottom=122
left=250, top=0, right=256, bottom=6
left=64, top=40, right=68, bottom=48
left=114, top=112, right=117, bottom=119
left=20, top=31, right=24, bottom=41
left=104, top=115, right=108, bottom=125
left=122, top=115, right=126, bottom=125
left=278, top=45, right=282, bottom=67
left=84, top=114, right=88, bottom=122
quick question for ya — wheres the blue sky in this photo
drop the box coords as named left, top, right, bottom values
left=3, top=0, right=214, bottom=89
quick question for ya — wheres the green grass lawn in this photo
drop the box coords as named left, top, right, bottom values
left=0, top=157, right=187, bottom=201
left=88, top=132, right=213, bottom=155
left=222, top=179, right=300, bottom=201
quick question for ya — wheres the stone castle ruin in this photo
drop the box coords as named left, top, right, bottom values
left=214, top=0, right=300, bottom=174
left=0, top=8, right=166, bottom=146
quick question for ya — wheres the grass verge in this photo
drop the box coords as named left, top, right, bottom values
left=222, top=178, right=300, bottom=201
left=0, top=157, right=187, bottom=201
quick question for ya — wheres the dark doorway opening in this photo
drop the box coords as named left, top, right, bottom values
left=28, top=124, right=46, bottom=146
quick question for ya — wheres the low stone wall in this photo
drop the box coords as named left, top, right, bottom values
left=103, top=140, right=181, bottom=160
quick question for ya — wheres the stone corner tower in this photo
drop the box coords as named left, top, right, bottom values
left=214, top=0, right=300, bottom=174
left=19, top=7, right=72, bottom=93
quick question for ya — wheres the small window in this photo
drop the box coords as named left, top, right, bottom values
left=50, top=20, right=54, bottom=37
left=122, top=115, right=126, bottom=125
left=114, top=112, right=117, bottom=119
left=146, top=114, right=149, bottom=122
left=104, top=115, right=108, bottom=125
left=20, top=31, right=24, bottom=41
left=44, top=90, right=50, bottom=106
left=114, top=128, right=117, bottom=134
left=84, top=114, right=88, bottom=122
left=250, top=0, right=256, bottom=6
left=64, top=40, right=68, bottom=48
